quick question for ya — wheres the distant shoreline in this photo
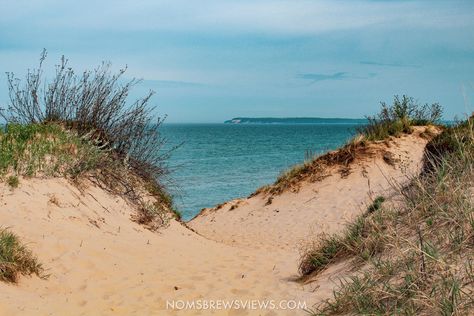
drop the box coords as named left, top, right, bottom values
left=224, top=117, right=367, bottom=124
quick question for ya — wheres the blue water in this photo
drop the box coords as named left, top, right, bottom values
left=161, top=122, right=364, bottom=220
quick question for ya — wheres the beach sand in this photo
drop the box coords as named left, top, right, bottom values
left=0, top=127, right=435, bottom=315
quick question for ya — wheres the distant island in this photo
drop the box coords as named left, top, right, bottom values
left=224, top=117, right=367, bottom=124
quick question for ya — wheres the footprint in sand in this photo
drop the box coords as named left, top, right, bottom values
left=230, top=288, right=249, bottom=295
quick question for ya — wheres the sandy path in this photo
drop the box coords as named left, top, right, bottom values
left=0, top=128, right=434, bottom=315
left=0, top=178, right=311, bottom=315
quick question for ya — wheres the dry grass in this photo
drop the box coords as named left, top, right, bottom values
left=0, top=52, right=177, bottom=229
left=0, top=123, right=174, bottom=231
left=259, top=136, right=371, bottom=195
left=133, top=201, right=170, bottom=231
left=0, top=228, right=44, bottom=283
left=257, top=96, right=442, bottom=197
left=299, top=196, right=388, bottom=277
left=303, top=116, right=474, bottom=315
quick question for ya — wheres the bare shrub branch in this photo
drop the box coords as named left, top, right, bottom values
left=0, top=50, right=173, bottom=190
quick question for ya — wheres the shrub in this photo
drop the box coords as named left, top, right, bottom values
left=360, top=95, right=443, bottom=141
left=0, top=228, right=44, bottom=282
left=134, top=201, right=170, bottom=230
left=0, top=49, right=172, bottom=191
left=6, top=176, right=19, bottom=188
left=0, top=51, right=179, bottom=220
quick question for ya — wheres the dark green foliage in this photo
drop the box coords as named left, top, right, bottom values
left=6, top=176, right=19, bottom=188
left=367, top=196, right=385, bottom=213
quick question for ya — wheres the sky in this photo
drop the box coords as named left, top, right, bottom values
left=0, top=0, right=473, bottom=123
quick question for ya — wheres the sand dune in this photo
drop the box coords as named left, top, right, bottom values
left=0, top=127, right=435, bottom=315
left=190, top=127, right=432, bottom=250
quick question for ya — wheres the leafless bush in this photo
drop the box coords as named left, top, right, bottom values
left=0, top=50, right=172, bottom=189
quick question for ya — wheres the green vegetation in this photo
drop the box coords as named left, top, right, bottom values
left=0, top=123, right=104, bottom=179
left=172, top=209, right=183, bottom=220
left=6, top=175, right=19, bottom=188
left=304, top=116, right=474, bottom=315
left=367, top=196, right=385, bottom=213
left=360, top=95, right=442, bottom=141
left=134, top=201, right=170, bottom=230
left=258, top=96, right=442, bottom=196
left=0, top=228, right=44, bottom=282
left=299, top=196, right=387, bottom=276
left=0, top=51, right=179, bottom=229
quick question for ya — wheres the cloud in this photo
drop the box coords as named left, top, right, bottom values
left=360, top=61, right=421, bottom=68
left=1, top=0, right=473, bottom=36
left=297, top=72, right=376, bottom=83
left=297, top=72, right=348, bottom=82
left=142, top=79, right=208, bottom=88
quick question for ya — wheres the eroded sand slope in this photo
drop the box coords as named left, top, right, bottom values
left=190, top=128, right=432, bottom=251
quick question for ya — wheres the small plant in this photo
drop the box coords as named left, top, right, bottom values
left=134, top=202, right=169, bottom=230
left=0, top=50, right=171, bottom=185
left=367, top=196, right=385, bottom=213
left=360, top=95, right=443, bottom=141
left=172, top=209, right=183, bottom=220
left=300, top=213, right=386, bottom=276
left=0, top=228, right=44, bottom=282
left=6, top=176, right=19, bottom=188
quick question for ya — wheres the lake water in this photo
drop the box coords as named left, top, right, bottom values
left=161, top=122, right=365, bottom=220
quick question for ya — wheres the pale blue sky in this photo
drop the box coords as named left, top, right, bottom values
left=0, top=0, right=473, bottom=122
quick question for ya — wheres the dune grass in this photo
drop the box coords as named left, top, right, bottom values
left=0, top=123, right=176, bottom=229
left=0, top=51, right=178, bottom=223
left=303, top=116, right=474, bottom=315
left=360, top=95, right=442, bottom=141
left=299, top=196, right=387, bottom=276
left=260, top=135, right=368, bottom=195
left=259, top=96, right=442, bottom=196
left=0, top=123, right=104, bottom=179
left=0, top=228, right=44, bottom=283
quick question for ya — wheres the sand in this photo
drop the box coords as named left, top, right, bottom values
left=0, top=127, right=435, bottom=315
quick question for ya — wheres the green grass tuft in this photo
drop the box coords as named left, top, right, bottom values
left=0, top=228, right=44, bottom=283
left=367, top=196, right=385, bottom=213
left=6, top=175, right=19, bottom=188
left=299, top=204, right=387, bottom=276
left=0, top=123, right=104, bottom=179
left=359, top=95, right=442, bottom=141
